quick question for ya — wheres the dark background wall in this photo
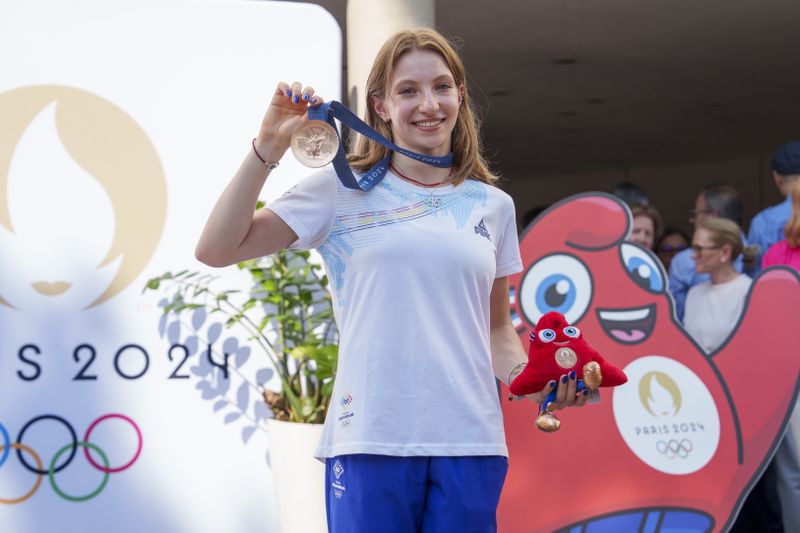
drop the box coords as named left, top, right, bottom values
left=291, top=0, right=799, bottom=234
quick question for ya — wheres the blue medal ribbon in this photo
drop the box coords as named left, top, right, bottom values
left=307, top=101, right=454, bottom=191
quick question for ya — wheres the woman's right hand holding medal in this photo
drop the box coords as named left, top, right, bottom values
left=195, top=81, right=324, bottom=266
left=253, top=81, right=323, bottom=163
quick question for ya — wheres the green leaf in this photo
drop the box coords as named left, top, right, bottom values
left=289, top=346, right=313, bottom=361
left=144, top=246, right=339, bottom=423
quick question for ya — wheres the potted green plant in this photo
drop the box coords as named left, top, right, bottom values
left=144, top=248, right=337, bottom=533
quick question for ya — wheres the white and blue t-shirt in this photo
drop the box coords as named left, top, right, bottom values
left=267, top=166, right=523, bottom=459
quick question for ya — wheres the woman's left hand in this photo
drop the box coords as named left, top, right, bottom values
left=524, top=373, right=590, bottom=409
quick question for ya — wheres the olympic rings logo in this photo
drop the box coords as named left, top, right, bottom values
left=0, top=413, right=142, bottom=504
left=656, top=438, right=693, bottom=459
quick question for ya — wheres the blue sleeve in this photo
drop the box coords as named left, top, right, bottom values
left=747, top=213, right=768, bottom=275
left=667, top=251, right=692, bottom=321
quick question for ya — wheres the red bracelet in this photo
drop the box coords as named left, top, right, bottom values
left=252, top=138, right=279, bottom=171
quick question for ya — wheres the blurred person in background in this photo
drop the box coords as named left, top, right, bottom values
left=629, top=203, right=662, bottom=251
left=753, top=141, right=800, bottom=272
left=682, top=217, right=782, bottom=533
left=656, top=228, right=690, bottom=272
left=759, top=179, right=800, bottom=533
left=682, top=218, right=756, bottom=353
left=763, top=181, right=800, bottom=269
left=668, top=184, right=747, bottom=321
left=611, top=180, right=649, bottom=207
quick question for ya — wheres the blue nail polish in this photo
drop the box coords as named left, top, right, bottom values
left=548, top=380, right=556, bottom=388
left=285, top=90, right=291, bottom=97
left=302, top=93, right=310, bottom=101
left=311, top=97, right=318, bottom=104
left=293, top=95, right=299, bottom=104
left=561, top=375, right=568, bottom=384
left=569, top=371, right=576, bottom=380
left=583, top=389, right=589, bottom=396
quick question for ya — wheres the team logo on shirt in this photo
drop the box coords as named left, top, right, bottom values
left=338, top=393, right=354, bottom=428
left=474, top=218, right=491, bottom=241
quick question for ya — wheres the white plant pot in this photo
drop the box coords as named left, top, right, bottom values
left=267, top=418, right=327, bottom=533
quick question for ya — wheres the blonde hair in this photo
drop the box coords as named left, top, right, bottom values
left=346, top=28, right=498, bottom=186
left=785, top=181, right=800, bottom=248
left=698, top=218, right=758, bottom=269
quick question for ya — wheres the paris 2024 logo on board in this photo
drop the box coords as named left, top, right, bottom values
left=0, top=85, right=166, bottom=505
left=499, top=193, right=800, bottom=533
left=0, top=85, right=167, bottom=311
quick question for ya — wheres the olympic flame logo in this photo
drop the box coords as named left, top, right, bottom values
left=0, top=413, right=142, bottom=504
left=639, top=371, right=682, bottom=418
left=0, top=85, right=166, bottom=310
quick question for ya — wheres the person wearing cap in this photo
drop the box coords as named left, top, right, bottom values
left=748, top=141, right=800, bottom=273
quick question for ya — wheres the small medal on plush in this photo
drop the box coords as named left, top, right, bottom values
left=509, top=311, right=628, bottom=432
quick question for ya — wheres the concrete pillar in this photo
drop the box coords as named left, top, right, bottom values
left=346, top=0, right=435, bottom=118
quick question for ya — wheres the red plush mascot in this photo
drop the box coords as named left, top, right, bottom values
left=509, top=311, right=627, bottom=431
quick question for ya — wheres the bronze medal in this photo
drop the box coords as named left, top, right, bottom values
left=554, top=347, right=578, bottom=369
left=290, top=120, right=339, bottom=168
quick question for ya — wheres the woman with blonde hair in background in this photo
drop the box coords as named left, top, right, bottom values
left=682, top=217, right=757, bottom=353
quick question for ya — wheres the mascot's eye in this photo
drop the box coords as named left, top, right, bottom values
left=519, top=254, right=593, bottom=325
left=620, top=244, right=665, bottom=294
left=563, top=326, right=580, bottom=338
left=538, top=329, right=556, bottom=342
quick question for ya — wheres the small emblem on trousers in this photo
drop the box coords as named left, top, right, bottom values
left=331, top=460, right=346, bottom=499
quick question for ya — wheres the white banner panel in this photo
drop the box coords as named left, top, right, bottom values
left=0, top=1, right=341, bottom=531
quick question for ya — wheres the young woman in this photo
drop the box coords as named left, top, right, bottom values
left=682, top=218, right=756, bottom=353
left=196, top=28, right=587, bottom=532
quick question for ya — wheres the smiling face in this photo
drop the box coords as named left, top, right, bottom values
left=630, top=214, right=655, bottom=249
left=514, top=195, right=668, bottom=348
left=533, top=311, right=582, bottom=348
left=371, top=48, right=462, bottom=157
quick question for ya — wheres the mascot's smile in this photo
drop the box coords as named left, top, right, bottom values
left=596, top=304, right=656, bottom=344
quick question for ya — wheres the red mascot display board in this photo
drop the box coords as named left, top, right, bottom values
left=499, top=193, right=800, bottom=533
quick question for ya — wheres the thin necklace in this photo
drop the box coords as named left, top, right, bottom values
left=390, top=163, right=454, bottom=188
